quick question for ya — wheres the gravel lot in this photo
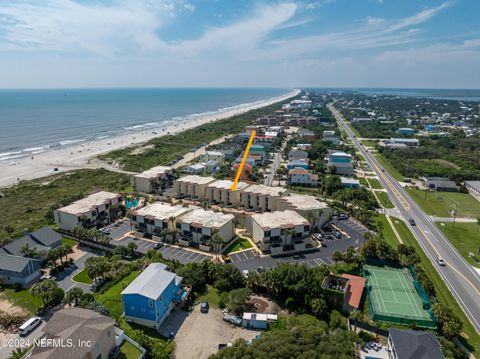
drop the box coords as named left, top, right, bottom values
left=170, top=305, right=260, bottom=359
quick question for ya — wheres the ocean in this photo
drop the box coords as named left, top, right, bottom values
left=0, top=88, right=290, bottom=161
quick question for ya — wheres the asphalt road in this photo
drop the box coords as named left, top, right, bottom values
left=329, top=103, right=480, bottom=334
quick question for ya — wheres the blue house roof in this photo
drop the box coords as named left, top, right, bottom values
left=121, top=263, right=182, bottom=300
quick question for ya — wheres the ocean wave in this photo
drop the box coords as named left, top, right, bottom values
left=124, top=122, right=160, bottom=131
left=22, top=146, right=50, bottom=153
left=0, top=151, right=22, bottom=159
left=59, top=139, right=85, bottom=146
left=0, top=153, right=26, bottom=161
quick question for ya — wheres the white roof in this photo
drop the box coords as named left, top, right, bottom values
left=187, top=164, right=206, bottom=170
left=251, top=210, right=309, bottom=230
left=121, top=263, right=181, bottom=300
left=242, top=184, right=285, bottom=197
left=57, top=191, right=120, bottom=215
left=207, top=180, right=250, bottom=191
left=134, top=166, right=173, bottom=179
left=280, top=194, right=329, bottom=211
left=330, top=151, right=352, bottom=157
left=340, top=177, right=360, bottom=185
left=242, top=312, right=278, bottom=321
left=178, top=208, right=234, bottom=228
left=134, top=203, right=194, bottom=220
left=205, top=151, right=224, bottom=157
left=175, top=175, right=216, bottom=185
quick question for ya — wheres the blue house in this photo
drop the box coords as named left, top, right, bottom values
left=287, top=159, right=309, bottom=170
left=398, top=127, right=415, bottom=136
left=122, top=263, right=187, bottom=329
left=0, top=253, right=42, bottom=286
left=340, top=177, right=360, bottom=189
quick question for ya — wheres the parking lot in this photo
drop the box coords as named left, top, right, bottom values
left=110, top=235, right=211, bottom=264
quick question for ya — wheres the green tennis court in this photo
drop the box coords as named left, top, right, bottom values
left=363, top=264, right=436, bottom=329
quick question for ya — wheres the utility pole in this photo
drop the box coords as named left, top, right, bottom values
left=452, top=201, right=458, bottom=229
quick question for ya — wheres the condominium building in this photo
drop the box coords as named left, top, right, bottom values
left=248, top=210, right=311, bottom=255
left=277, top=194, right=330, bottom=229
left=240, top=184, right=286, bottom=212
left=131, top=203, right=194, bottom=241
left=54, top=191, right=122, bottom=231
left=175, top=208, right=235, bottom=251
left=205, top=180, right=250, bottom=207
left=173, top=175, right=216, bottom=199
left=131, top=165, right=175, bottom=193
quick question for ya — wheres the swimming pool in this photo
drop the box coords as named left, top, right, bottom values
left=125, top=198, right=139, bottom=209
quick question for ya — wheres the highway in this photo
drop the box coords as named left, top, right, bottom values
left=328, top=103, right=480, bottom=335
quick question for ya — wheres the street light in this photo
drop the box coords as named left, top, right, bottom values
left=451, top=201, right=459, bottom=229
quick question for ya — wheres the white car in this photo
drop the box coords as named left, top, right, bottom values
left=242, top=269, right=250, bottom=278
left=40, top=274, right=53, bottom=281
left=437, top=257, right=446, bottom=266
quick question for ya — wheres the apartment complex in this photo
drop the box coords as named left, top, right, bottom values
left=131, top=165, right=175, bottom=193
left=276, top=194, right=330, bottom=229
left=54, top=191, right=122, bottom=231
left=205, top=179, right=250, bottom=207
left=240, top=184, right=286, bottom=212
left=173, top=175, right=216, bottom=199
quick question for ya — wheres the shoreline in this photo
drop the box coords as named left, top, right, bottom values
left=0, top=89, right=300, bottom=187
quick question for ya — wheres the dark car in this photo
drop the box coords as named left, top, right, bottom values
left=336, top=213, right=349, bottom=220
left=408, top=219, right=416, bottom=226
left=332, top=231, right=342, bottom=239
left=200, top=301, right=209, bottom=313
left=154, top=242, right=164, bottom=250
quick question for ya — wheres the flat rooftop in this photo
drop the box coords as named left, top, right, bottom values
left=280, top=194, right=328, bottom=211
left=242, top=184, right=286, bottom=197
left=207, top=180, right=250, bottom=191
left=134, top=202, right=195, bottom=219
left=178, top=208, right=234, bottom=228
left=57, top=191, right=120, bottom=215
left=175, top=175, right=216, bottom=185
left=134, top=165, right=173, bottom=179
left=251, top=210, right=309, bottom=230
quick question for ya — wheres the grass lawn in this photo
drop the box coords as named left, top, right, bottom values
left=373, top=214, right=398, bottom=248
left=406, top=188, right=480, bottom=218
left=346, top=121, right=362, bottom=138
left=374, top=154, right=404, bottom=181
left=95, top=271, right=139, bottom=317
left=362, top=139, right=378, bottom=147
left=197, top=285, right=222, bottom=308
left=72, top=269, right=93, bottom=285
left=436, top=223, right=480, bottom=268
left=376, top=192, right=394, bottom=209
left=367, top=178, right=383, bottom=190
left=0, top=287, right=43, bottom=315
left=61, top=237, right=78, bottom=247
left=225, top=237, right=253, bottom=254
left=389, top=217, right=480, bottom=356
left=118, top=341, right=142, bottom=359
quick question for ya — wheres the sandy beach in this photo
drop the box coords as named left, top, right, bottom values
left=0, top=89, right=300, bottom=188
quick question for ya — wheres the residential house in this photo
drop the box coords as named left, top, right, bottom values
left=249, top=144, right=266, bottom=160
left=277, top=193, right=331, bottom=229
left=323, top=134, right=341, bottom=145
left=175, top=208, right=235, bottom=251
left=298, top=128, right=315, bottom=142
left=321, top=273, right=366, bottom=311
left=398, top=127, right=416, bottom=136
left=465, top=181, right=480, bottom=197
left=0, top=253, right=41, bottom=285
left=287, top=168, right=318, bottom=187
left=205, top=160, right=220, bottom=174
left=387, top=328, right=445, bottom=359
left=296, top=143, right=312, bottom=151
left=242, top=313, right=278, bottom=330
left=205, top=180, right=250, bottom=207
left=131, top=165, right=175, bottom=194
left=173, top=175, right=216, bottom=199
left=247, top=210, right=311, bottom=255
left=131, top=203, right=194, bottom=241
left=327, top=151, right=354, bottom=176
left=240, top=184, right=286, bottom=212
left=385, top=138, right=419, bottom=147
left=1, top=226, right=61, bottom=259
left=340, top=177, right=360, bottom=188
left=29, top=307, right=116, bottom=359
left=122, top=263, right=187, bottom=329
left=54, top=191, right=122, bottom=231
left=352, top=117, right=372, bottom=122
left=287, top=159, right=309, bottom=170
left=204, top=151, right=225, bottom=165
left=185, top=163, right=205, bottom=174
left=288, top=149, right=308, bottom=160
left=253, top=136, right=274, bottom=148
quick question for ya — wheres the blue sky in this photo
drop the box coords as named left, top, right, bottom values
left=0, top=0, right=479, bottom=88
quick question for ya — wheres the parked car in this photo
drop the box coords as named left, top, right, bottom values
left=336, top=213, right=349, bottom=220
left=154, top=242, right=164, bottom=250
left=40, top=274, right=53, bottom=281
left=408, top=219, right=416, bottom=226
left=200, top=301, right=209, bottom=313
left=257, top=266, right=265, bottom=273
left=242, top=269, right=250, bottom=278
left=100, top=228, right=110, bottom=235
left=332, top=231, right=342, bottom=239
left=223, top=314, right=242, bottom=326
left=222, top=255, right=231, bottom=263
left=18, top=317, right=41, bottom=336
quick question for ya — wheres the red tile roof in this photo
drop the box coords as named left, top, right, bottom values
left=341, top=274, right=366, bottom=309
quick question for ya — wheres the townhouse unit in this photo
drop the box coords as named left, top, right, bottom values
left=277, top=193, right=331, bottom=229
left=175, top=208, right=235, bottom=251
left=288, top=149, right=309, bottom=160
left=30, top=308, right=116, bottom=359
left=204, top=151, right=225, bottom=165
left=288, top=168, right=318, bottom=187
left=173, top=175, right=216, bottom=199
left=248, top=210, right=311, bottom=256
left=0, top=253, right=41, bottom=286
left=205, top=180, right=250, bottom=207
left=387, top=328, right=444, bottom=359
left=122, top=263, right=187, bottom=329
left=131, top=203, right=194, bottom=241
left=54, top=191, right=122, bottom=231
left=240, top=184, right=286, bottom=212
left=131, top=165, right=175, bottom=193
left=1, top=226, right=61, bottom=260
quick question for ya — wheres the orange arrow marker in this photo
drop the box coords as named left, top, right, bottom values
left=231, top=130, right=256, bottom=191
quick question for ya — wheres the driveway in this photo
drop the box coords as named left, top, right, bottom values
left=56, top=246, right=98, bottom=292
left=165, top=305, right=260, bottom=359
left=0, top=317, right=46, bottom=358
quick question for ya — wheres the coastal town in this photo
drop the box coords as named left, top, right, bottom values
left=0, top=90, right=479, bottom=359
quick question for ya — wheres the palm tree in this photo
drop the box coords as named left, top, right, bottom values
left=126, top=241, right=137, bottom=258
left=209, top=230, right=224, bottom=261
left=8, top=347, right=30, bottom=359
left=20, top=244, right=39, bottom=259
left=31, top=279, right=58, bottom=307
left=63, top=287, right=84, bottom=306
left=349, top=309, right=363, bottom=336
left=283, top=228, right=294, bottom=250
left=332, top=251, right=343, bottom=269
